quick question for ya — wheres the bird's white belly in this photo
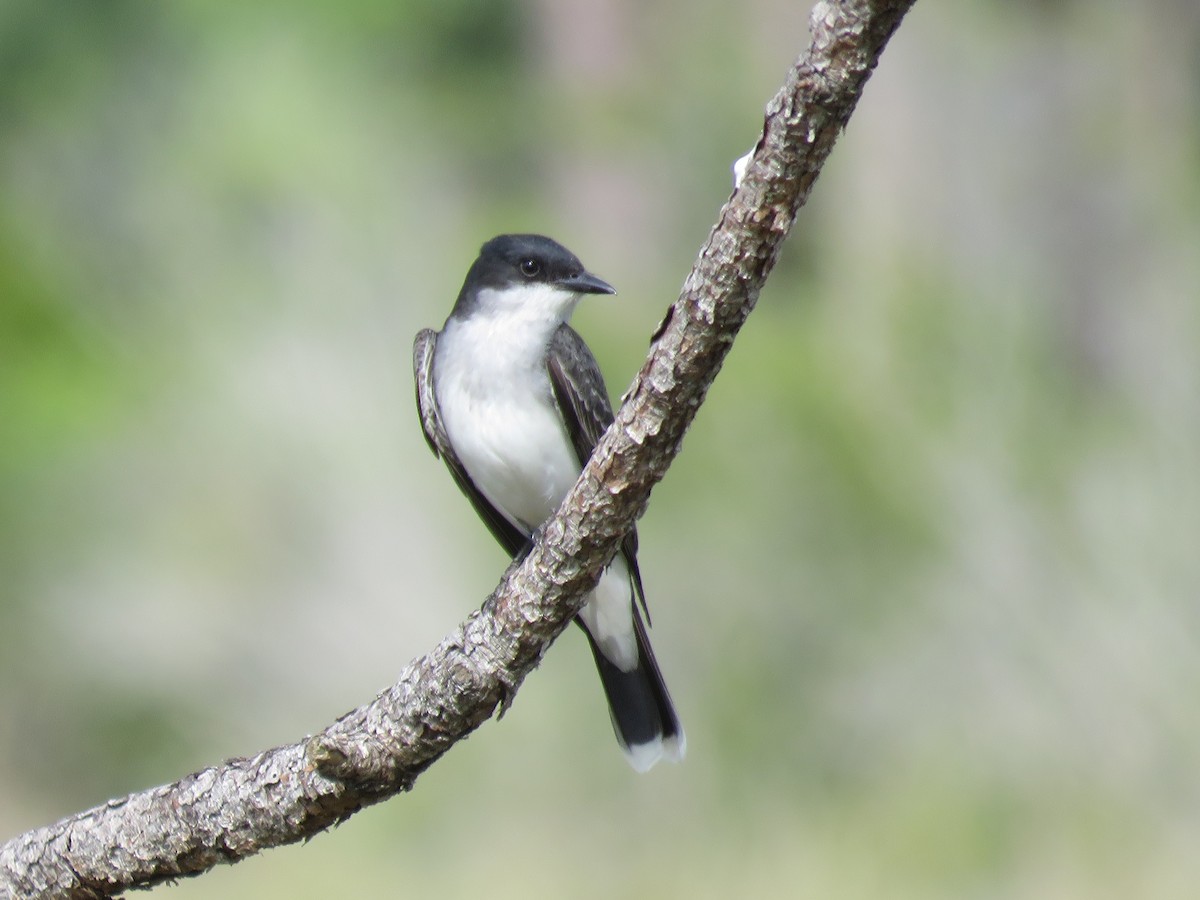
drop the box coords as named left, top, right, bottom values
left=433, top=322, right=638, bottom=672
left=438, top=377, right=581, bottom=533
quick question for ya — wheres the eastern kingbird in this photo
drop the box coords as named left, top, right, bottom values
left=413, top=234, right=684, bottom=772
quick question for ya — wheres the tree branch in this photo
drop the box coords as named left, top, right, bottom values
left=0, top=2, right=916, bottom=896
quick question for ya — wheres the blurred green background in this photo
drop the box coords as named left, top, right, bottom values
left=3, top=0, right=1199, bottom=896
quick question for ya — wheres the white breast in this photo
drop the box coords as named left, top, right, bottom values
left=433, top=296, right=638, bottom=671
left=433, top=308, right=581, bottom=533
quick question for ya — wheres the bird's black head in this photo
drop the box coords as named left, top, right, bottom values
left=452, top=234, right=616, bottom=317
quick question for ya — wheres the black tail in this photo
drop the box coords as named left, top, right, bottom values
left=581, top=609, right=685, bottom=773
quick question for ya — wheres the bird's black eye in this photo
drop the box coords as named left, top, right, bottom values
left=519, top=258, right=541, bottom=278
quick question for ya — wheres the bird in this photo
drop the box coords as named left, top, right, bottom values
left=412, top=233, right=684, bottom=772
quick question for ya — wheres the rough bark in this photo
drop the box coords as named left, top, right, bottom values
left=0, top=2, right=916, bottom=896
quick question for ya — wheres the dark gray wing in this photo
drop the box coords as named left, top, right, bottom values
left=546, top=324, right=649, bottom=620
left=546, top=324, right=614, bottom=464
left=413, top=328, right=529, bottom=559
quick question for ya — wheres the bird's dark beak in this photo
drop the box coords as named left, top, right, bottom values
left=559, top=271, right=617, bottom=295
